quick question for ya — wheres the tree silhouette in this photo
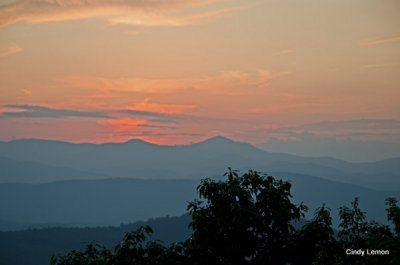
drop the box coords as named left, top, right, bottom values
left=51, top=226, right=188, bottom=265
left=186, top=169, right=306, bottom=265
left=290, top=204, right=339, bottom=265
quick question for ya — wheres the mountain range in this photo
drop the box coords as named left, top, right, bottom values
left=1, top=136, right=399, bottom=190
left=0, top=173, right=397, bottom=230
left=0, top=136, right=398, bottom=230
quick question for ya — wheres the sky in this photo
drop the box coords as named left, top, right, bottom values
left=0, top=0, right=399, bottom=145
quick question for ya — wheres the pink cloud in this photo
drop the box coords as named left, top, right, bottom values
left=0, top=0, right=235, bottom=28
left=360, top=34, right=400, bottom=46
left=274, top=49, right=294, bottom=56
left=60, top=69, right=291, bottom=100
left=21, top=89, right=32, bottom=97
left=130, top=98, right=196, bottom=114
left=0, top=44, right=23, bottom=57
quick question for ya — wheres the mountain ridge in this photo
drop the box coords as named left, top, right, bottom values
left=0, top=136, right=399, bottom=189
left=3, top=135, right=399, bottom=163
left=0, top=175, right=397, bottom=231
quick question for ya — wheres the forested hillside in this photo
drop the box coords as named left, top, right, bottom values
left=0, top=215, right=191, bottom=265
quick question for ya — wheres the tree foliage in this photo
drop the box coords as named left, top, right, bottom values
left=51, top=226, right=188, bottom=265
left=186, top=169, right=306, bottom=265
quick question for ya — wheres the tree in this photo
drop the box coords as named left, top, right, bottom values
left=50, top=241, right=111, bottom=265
left=337, top=197, right=397, bottom=265
left=385, top=197, right=400, bottom=265
left=290, top=204, right=339, bottom=265
left=50, top=226, right=187, bottom=265
left=338, top=197, right=369, bottom=249
left=186, top=169, right=306, bottom=265
left=386, top=197, right=400, bottom=236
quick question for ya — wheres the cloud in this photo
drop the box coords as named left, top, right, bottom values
left=300, top=119, right=400, bottom=131
left=107, top=117, right=145, bottom=128
left=1, top=105, right=109, bottom=118
left=274, top=49, right=294, bottom=56
left=130, top=98, right=196, bottom=114
left=109, top=7, right=237, bottom=27
left=62, top=75, right=192, bottom=94
left=0, top=44, right=23, bottom=57
left=268, top=119, right=400, bottom=143
left=137, top=124, right=178, bottom=130
left=61, top=69, right=289, bottom=97
left=120, top=99, right=197, bottom=124
left=362, top=62, right=399, bottom=69
left=360, top=34, right=400, bottom=46
left=0, top=0, right=234, bottom=28
left=21, top=89, right=32, bottom=96
left=124, top=29, right=141, bottom=35
left=258, top=131, right=400, bottom=162
left=121, top=109, right=176, bottom=124
left=121, top=109, right=166, bottom=118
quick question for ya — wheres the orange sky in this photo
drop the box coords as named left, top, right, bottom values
left=0, top=0, right=399, bottom=144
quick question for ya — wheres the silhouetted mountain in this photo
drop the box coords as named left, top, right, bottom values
left=0, top=218, right=67, bottom=231
left=257, top=133, right=400, bottom=162
left=0, top=156, right=110, bottom=183
left=0, top=214, right=191, bottom=265
left=0, top=176, right=398, bottom=231
left=0, top=178, right=198, bottom=229
left=0, top=136, right=399, bottom=189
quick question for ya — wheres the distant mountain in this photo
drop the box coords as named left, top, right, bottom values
left=0, top=176, right=397, bottom=231
left=0, top=136, right=399, bottom=189
left=0, top=156, right=110, bottom=183
left=0, top=218, right=67, bottom=231
left=0, top=178, right=198, bottom=229
left=0, top=214, right=191, bottom=265
left=257, top=133, right=400, bottom=162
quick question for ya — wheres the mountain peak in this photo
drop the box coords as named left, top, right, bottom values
left=199, top=136, right=235, bottom=144
left=8, top=138, right=72, bottom=145
left=190, top=136, right=251, bottom=148
left=124, top=138, right=157, bottom=146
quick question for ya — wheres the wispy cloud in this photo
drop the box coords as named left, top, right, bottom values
left=109, top=7, right=237, bottom=27
left=119, top=99, right=196, bottom=124
left=130, top=98, right=196, bottom=114
left=121, top=109, right=166, bottom=118
left=21, top=89, right=32, bottom=96
left=61, top=69, right=289, bottom=97
left=121, top=109, right=176, bottom=124
left=270, top=119, right=400, bottom=141
left=260, top=119, right=400, bottom=150
left=362, top=62, right=399, bottom=69
left=0, top=0, right=234, bottom=28
left=0, top=44, right=23, bottom=57
left=274, top=49, right=294, bottom=56
left=300, top=119, right=400, bottom=131
left=137, top=124, right=178, bottom=130
left=360, top=34, right=400, bottom=46
left=1, top=105, right=108, bottom=118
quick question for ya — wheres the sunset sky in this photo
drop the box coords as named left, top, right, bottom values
left=0, top=0, right=399, bottom=145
